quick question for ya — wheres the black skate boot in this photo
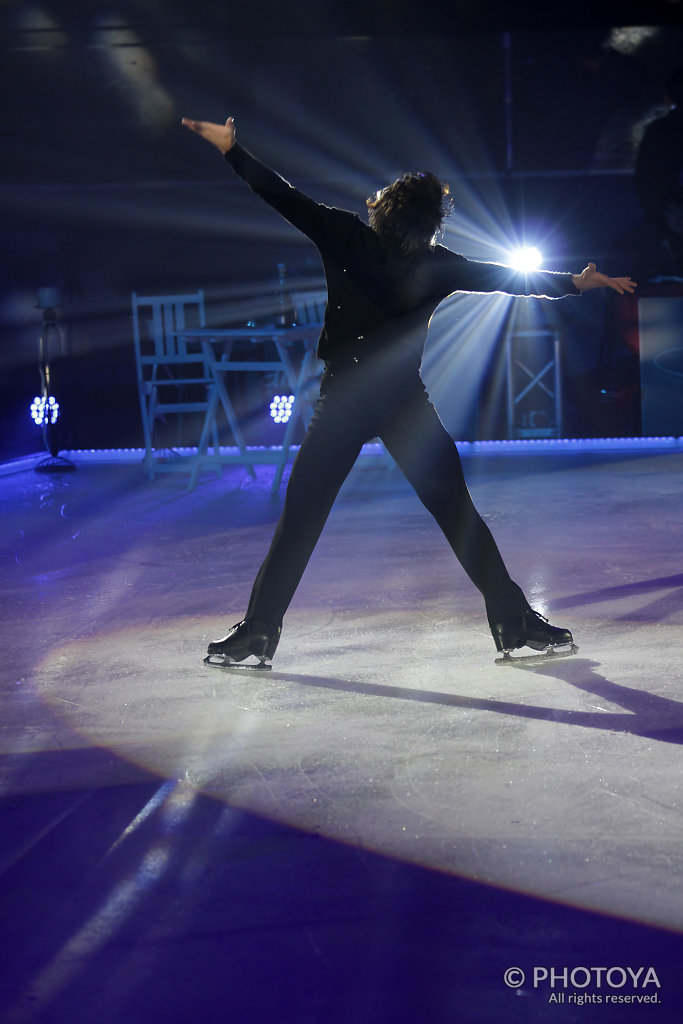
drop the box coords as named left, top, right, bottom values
left=488, top=606, right=577, bottom=665
left=204, top=619, right=281, bottom=670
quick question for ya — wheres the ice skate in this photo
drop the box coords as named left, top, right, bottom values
left=489, top=606, right=578, bottom=666
left=204, top=619, right=281, bottom=670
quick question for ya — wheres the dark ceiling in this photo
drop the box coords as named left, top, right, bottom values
left=1, top=0, right=682, bottom=43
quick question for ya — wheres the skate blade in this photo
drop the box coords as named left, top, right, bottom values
left=203, top=653, right=272, bottom=671
left=495, top=642, right=579, bottom=667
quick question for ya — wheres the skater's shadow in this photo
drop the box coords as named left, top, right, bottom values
left=272, top=659, right=683, bottom=745
left=553, top=572, right=683, bottom=623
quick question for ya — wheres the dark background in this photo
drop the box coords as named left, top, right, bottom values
left=1, top=0, right=681, bottom=459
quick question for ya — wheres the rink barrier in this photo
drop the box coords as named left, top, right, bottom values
left=2, top=436, right=681, bottom=475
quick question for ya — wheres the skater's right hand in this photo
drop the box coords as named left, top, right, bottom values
left=181, top=116, right=236, bottom=154
left=572, top=263, right=637, bottom=295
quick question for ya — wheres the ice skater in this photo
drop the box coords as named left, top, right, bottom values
left=182, top=115, right=636, bottom=667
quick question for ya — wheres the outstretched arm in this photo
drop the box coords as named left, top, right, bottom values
left=181, top=115, right=356, bottom=252
left=435, top=252, right=635, bottom=302
left=572, top=263, right=636, bottom=295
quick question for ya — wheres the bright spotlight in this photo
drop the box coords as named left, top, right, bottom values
left=269, top=394, right=294, bottom=425
left=508, top=246, right=543, bottom=271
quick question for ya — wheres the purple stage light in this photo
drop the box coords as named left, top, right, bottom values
left=269, top=394, right=294, bottom=425
left=30, top=395, right=59, bottom=427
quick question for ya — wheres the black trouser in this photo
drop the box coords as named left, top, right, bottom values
left=246, top=364, right=527, bottom=627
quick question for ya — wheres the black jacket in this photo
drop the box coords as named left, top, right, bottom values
left=225, top=144, right=578, bottom=373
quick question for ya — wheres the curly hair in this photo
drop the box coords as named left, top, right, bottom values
left=367, top=171, right=452, bottom=255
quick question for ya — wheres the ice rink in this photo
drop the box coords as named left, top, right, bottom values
left=2, top=441, right=682, bottom=1022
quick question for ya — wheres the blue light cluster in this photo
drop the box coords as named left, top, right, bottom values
left=269, top=394, right=294, bottom=424
left=30, top=395, right=59, bottom=426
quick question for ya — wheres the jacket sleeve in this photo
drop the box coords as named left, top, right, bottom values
left=225, top=143, right=355, bottom=250
left=434, top=247, right=579, bottom=299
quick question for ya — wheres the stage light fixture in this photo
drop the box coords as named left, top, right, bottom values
left=508, top=246, right=543, bottom=271
left=33, top=288, right=75, bottom=472
left=30, top=395, right=60, bottom=427
left=269, top=394, right=295, bottom=425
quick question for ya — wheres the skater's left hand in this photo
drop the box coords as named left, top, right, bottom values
left=572, top=263, right=637, bottom=295
left=181, top=116, right=236, bottom=154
